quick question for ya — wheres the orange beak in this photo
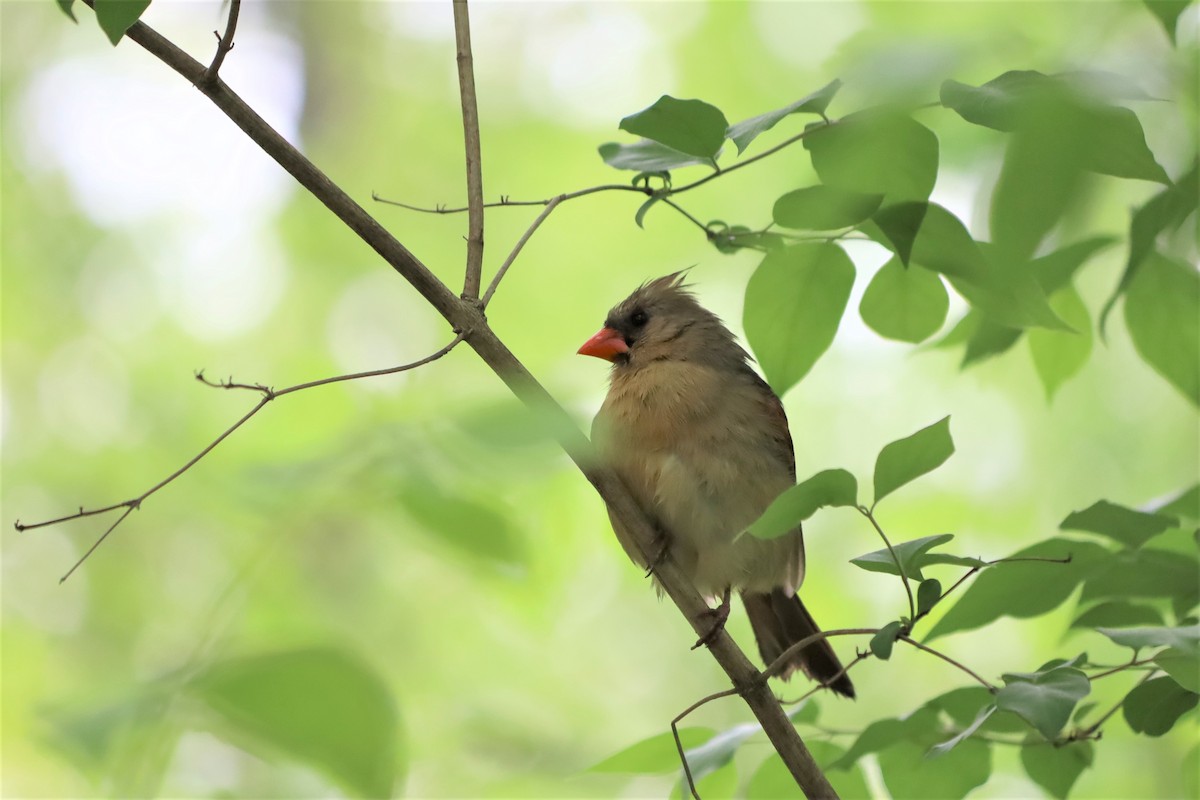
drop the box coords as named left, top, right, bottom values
left=578, top=327, right=630, bottom=362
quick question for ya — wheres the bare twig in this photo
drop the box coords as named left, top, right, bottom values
left=481, top=195, right=563, bottom=308
left=764, top=628, right=880, bottom=681
left=857, top=506, right=917, bottom=625
left=898, top=635, right=996, bottom=691
left=1077, top=670, right=1159, bottom=738
left=783, top=652, right=871, bottom=706
left=372, top=183, right=645, bottom=214
left=371, top=123, right=830, bottom=218
left=452, top=0, right=485, bottom=299
left=202, top=0, right=240, bottom=86
left=670, top=687, right=741, bottom=800
left=19, top=336, right=464, bottom=580
left=1087, top=656, right=1159, bottom=681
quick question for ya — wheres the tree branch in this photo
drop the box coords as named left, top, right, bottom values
left=452, top=0, right=485, bottom=299
left=61, top=4, right=838, bottom=796
left=481, top=195, right=563, bottom=308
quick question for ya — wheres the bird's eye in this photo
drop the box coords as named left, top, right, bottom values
left=630, top=310, right=649, bottom=327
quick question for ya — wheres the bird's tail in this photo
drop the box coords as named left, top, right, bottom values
left=742, top=589, right=855, bottom=699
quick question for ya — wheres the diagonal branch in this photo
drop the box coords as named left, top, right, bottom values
left=453, top=0, right=485, bottom=299
left=60, top=5, right=838, bottom=796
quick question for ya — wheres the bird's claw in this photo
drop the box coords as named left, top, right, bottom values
left=644, top=527, right=671, bottom=578
left=691, top=587, right=733, bottom=650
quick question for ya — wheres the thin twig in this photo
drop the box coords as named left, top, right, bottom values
left=202, top=0, right=240, bottom=85
left=371, top=122, right=830, bottom=217
left=19, top=336, right=464, bottom=580
left=659, top=197, right=711, bottom=235
left=671, top=687, right=741, bottom=800
left=1087, top=656, right=1159, bottom=682
left=858, top=506, right=917, bottom=625
left=371, top=183, right=644, bottom=214
left=782, top=652, right=870, bottom=705
left=481, top=196, right=563, bottom=308
left=898, top=635, right=996, bottom=692
left=452, top=0, right=484, bottom=299
left=1078, top=670, right=1159, bottom=738
left=764, top=628, right=880, bottom=681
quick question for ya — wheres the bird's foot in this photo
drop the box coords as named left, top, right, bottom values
left=691, top=587, right=733, bottom=650
left=644, top=525, right=671, bottom=578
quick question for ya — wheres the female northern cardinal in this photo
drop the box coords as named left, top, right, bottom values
left=578, top=273, right=854, bottom=698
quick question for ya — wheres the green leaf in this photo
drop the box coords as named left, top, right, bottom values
left=962, top=316, right=1023, bottom=366
left=748, top=469, right=858, bottom=540
left=1123, top=675, right=1200, bottom=736
left=1100, top=161, right=1198, bottom=333
left=744, top=243, right=856, bottom=396
left=927, top=538, right=1110, bottom=639
left=1034, top=237, right=1117, bottom=295
left=804, top=111, right=939, bottom=205
left=398, top=481, right=523, bottom=566
left=93, top=0, right=151, bottom=45
left=1020, top=740, right=1094, bottom=800
left=930, top=704, right=996, bottom=756
left=672, top=722, right=759, bottom=795
left=1097, top=625, right=1200, bottom=656
left=873, top=416, right=954, bottom=505
left=1157, top=484, right=1200, bottom=522
left=830, top=707, right=940, bottom=770
left=990, top=123, right=1086, bottom=259
left=634, top=195, right=661, bottom=229
left=1060, top=499, right=1177, bottom=548
left=56, top=0, right=77, bottom=22
left=1143, top=0, right=1194, bottom=43
left=598, top=140, right=710, bottom=172
left=1156, top=649, right=1200, bottom=693
left=859, top=258, right=949, bottom=343
left=1124, top=252, right=1200, bottom=407
left=726, top=80, right=842, bottom=154
left=619, top=96, right=728, bottom=160
left=879, top=203, right=1068, bottom=331
left=1070, top=601, right=1163, bottom=631
left=870, top=621, right=903, bottom=660
left=589, top=727, right=714, bottom=774
left=1080, top=548, right=1200, bottom=609
left=871, top=200, right=928, bottom=265
left=917, top=579, right=943, bottom=616
left=191, top=647, right=401, bottom=798
left=996, top=665, right=1091, bottom=740
left=1028, top=285, right=1092, bottom=399
left=942, top=71, right=1168, bottom=183
left=878, top=737, right=991, bottom=800
left=772, top=185, right=882, bottom=231
left=851, top=533, right=964, bottom=581
left=746, top=741, right=871, bottom=800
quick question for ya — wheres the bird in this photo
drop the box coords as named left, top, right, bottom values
left=578, top=273, right=855, bottom=698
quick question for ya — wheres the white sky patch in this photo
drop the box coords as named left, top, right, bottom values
left=147, top=224, right=289, bottom=342
left=384, top=2, right=703, bottom=128
left=37, top=337, right=130, bottom=451
left=18, top=28, right=303, bottom=227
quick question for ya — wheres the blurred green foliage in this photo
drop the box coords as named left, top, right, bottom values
left=3, top=1, right=1198, bottom=798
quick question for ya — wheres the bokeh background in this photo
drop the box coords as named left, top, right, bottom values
left=3, top=1, right=1197, bottom=797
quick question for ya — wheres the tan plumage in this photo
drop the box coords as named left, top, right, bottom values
left=581, top=274, right=854, bottom=698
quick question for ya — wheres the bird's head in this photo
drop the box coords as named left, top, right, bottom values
left=577, top=273, right=744, bottom=370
